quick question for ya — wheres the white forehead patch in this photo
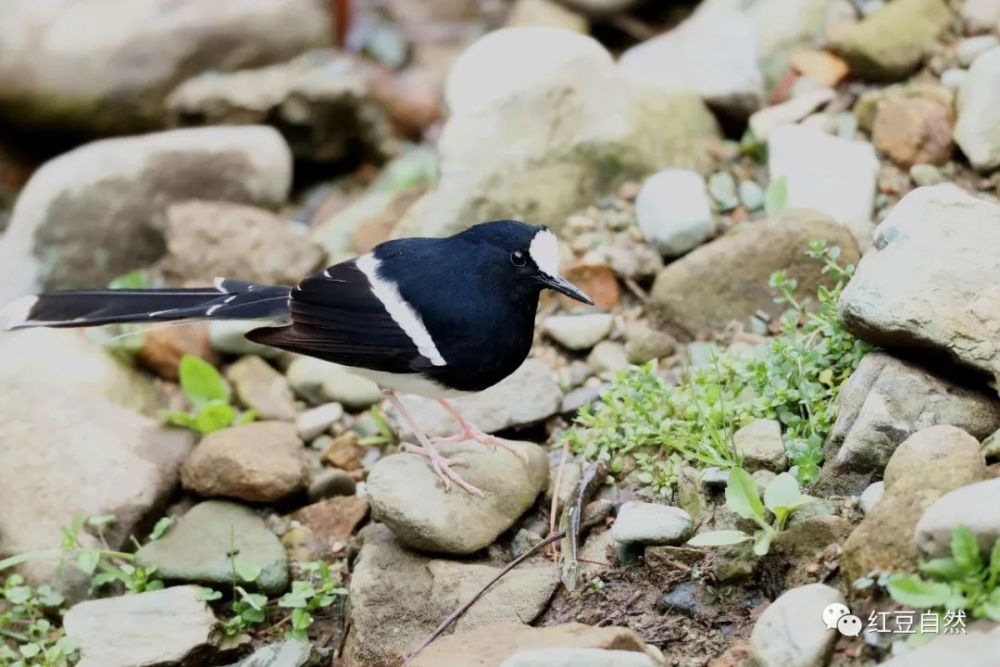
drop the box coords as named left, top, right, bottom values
left=529, top=228, right=560, bottom=277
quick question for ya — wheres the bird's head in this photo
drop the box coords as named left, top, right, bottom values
left=458, top=220, right=594, bottom=305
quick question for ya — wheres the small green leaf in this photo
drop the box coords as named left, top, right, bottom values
left=982, top=588, right=1000, bottom=621
left=195, top=586, right=223, bottom=602
left=291, top=607, right=313, bottom=631
left=76, top=549, right=101, bottom=575
left=919, top=557, right=964, bottom=581
left=764, top=176, right=788, bottom=216
left=887, top=574, right=952, bottom=609
left=687, top=530, right=752, bottom=547
left=149, top=517, right=173, bottom=541
left=763, top=472, right=804, bottom=513
left=107, top=269, right=149, bottom=290
left=19, top=643, right=41, bottom=658
left=4, top=585, right=32, bottom=605
left=159, top=410, right=198, bottom=430
left=752, top=530, right=773, bottom=556
left=990, top=537, right=1000, bottom=578
left=179, top=355, right=229, bottom=407
left=194, top=401, right=236, bottom=435
left=951, top=525, right=983, bottom=574
left=235, top=410, right=257, bottom=427
left=725, top=468, right=766, bottom=525
left=234, top=559, right=262, bottom=583
left=87, top=514, right=117, bottom=528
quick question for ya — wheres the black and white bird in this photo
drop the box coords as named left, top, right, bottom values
left=0, top=220, right=593, bottom=496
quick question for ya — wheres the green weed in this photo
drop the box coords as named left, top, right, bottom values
left=160, top=355, right=255, bottom=435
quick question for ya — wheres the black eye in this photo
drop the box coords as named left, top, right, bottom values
left=511, top=250, right=526, bottom=266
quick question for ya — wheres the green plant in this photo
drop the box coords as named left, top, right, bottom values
left=277, top=561, right=347, bottom=641
left=687, top=468, right=812, bottom=555
left=887, top=525, right=1000, bottom=621
left=565, top=241, right=869, bottom=491
left=0, top=576, right=78, bottom=667
left=358, top=404, right=398, bottom=447
left=764, top=176, right=788, bottom=215
left=160, top=355, right=255, bottom=435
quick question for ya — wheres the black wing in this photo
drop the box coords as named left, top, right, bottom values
left=246, top=260, right=430, bottom=373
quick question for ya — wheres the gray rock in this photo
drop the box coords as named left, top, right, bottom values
left=818, top=353, right=1000, bottom=494
left=136, top=500, right=288, bottom=595
left=0, top=126, right=292, bottom=302
left=983, top=428, right=1000, bottom=460
left=624, top=322, right=676, bottom=364
left=396, top=27, right=718, bottom=238
left=611, top=502, right=692, bottom=547
left=708, top=171, right=739, bottom=211
left=955, top=48, right=1000, bottom=172
left=0, top=0, right=331, bottom=134
left=296, top=403, right=344, bottom=442
left=964, top=0, right=1000, bottom=33
left=734, top=419, right=787, bottom=472
left=650, top=209, right=860, bottom=337
left=226, top=356, right=297, bottom=422
left=958, top=36, right=1000, bottom=67
left=225, top=641, right=312, bottom=667
left=768, top=124, right=879, bottom=245
left=0, top=329, right=193, bottom=598
left=588, top=341, right=630, bottom=377
left=915, top=478, right=1000, bottom=559
left=618, top=1, right=763, bottom=116
left=209, top=320, right=284, bottom=359
left=749, top=583, right=844, bottom=667
left=168, top=50, right=393, bottom=163
left=739, top=180, right=765, bottom=211
left=181, top=422, right=307, bottom=503
left=343, top=524, right=560, bottom=667
left=159, top=200, right=324, bottom=286
left=543, top=313, right=614, bottom=351
left=367, top=440, right=548, bottom=554
left=832, top=0, right=952, bottom=81
left=635, top=169, right=713, bottom=257
left=505, top=0, right=588, bottom=32
left=859, top=481, right=884, bottom=514
left=286, top=356, right=381, bottom=410
left=502, top=649, right=657, bottom=667
left=392, top=359, right=562, bottom=438
left=746, top=0, right=836, bottom=90
left=909, top=163, right=944, bottom=186
left=877, top=626, right=1000, bottom=667
left=940, top=68, right=968, bottom=90
left=64, top=586, right=219, bottom=667
left=307, top=468, right=357, bottom=500
left=561, top=384, right=606, bottom=414
left=839, top=185, right=1000, bottom=383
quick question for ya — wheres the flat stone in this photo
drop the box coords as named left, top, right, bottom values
left=181, top=422, right=307, bottom=503
left=226, top=356, right=297, bottom=422
left=634, top=169, right=713, bottom=257
left=734, top=419, right=787, bottom=472
left=367, top=440, right=548, bottom=554
left=290, top=495, right=369, bottom=558
left=818, top=352, right=1000, bottom=494
left=64, top=586, right=219, bottom=667
left=750, top=583, right=844, bottom=667
left=136, top=500, right=289, bottom=595
left=296, top=403, right=344, bottom=442
left=543, top=313, right=614, bottom=351
left=502, top=648, right=658, bottom=667
left=343, top=525, right=561, bottom=667
left=611, top=501, right=692, bottom=546
left=225, top=641, right=312, bottom=667
left=877, top=627, right=1000, bottom=667
left=915, top=478, right=1000, bottom=558
left=0, top=126, right=292, bottom=302
left=392, top=359, right=562, bottom=438
left=839, top=185, right=1000, bottom=383
left=286, top=356, right=381, bottom=410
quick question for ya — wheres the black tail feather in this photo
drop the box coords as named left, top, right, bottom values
left=1, top=279, right=292, bottom=330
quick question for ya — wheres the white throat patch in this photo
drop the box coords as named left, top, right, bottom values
left=529, top=228, right=560, bottom=277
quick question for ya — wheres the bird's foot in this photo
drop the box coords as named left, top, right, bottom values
left=401, top=442, right=484, bottom=497
left=436, top=422, right=530, bottom=464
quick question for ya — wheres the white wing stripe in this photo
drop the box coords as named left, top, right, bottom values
left=355, top=254, right=448, bottom=367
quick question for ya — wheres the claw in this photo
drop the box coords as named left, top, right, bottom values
left=436, top=400, right=530, bottom=463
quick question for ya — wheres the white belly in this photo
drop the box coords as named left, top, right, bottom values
left=348, top=367, right=471, bottom=399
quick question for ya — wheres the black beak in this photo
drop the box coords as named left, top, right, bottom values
left=535, top=273, right=594, bottom=305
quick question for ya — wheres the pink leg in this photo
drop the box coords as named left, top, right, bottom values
left=436, top=399, right=530, bottom=463
left=385, top=392, right=484, bottom=497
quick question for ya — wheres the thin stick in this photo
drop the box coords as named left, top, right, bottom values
left=547, top=439, right=570, bottom=558
left=404, top=530, right=567, bottom=664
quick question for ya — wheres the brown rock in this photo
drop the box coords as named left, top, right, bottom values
left=288, top=496, right=369, bottom=559
left=225, top=356, right=297, bottom=421
left=409, top=621, right=659, bottom=667
left=320, top=431, right=366, bottom=471
left=559, top=262, right=620, bottom=311
left=159, top=200, right=324, bottom=286
left=841, top=426, right=987, bottom=584
left=138, top=323, right=215, bottom=381
left=181, top=422, right=307, bottom=503
left=370, top=67, right=442, bottom=137
left=872, top=97, right=953, bottom=168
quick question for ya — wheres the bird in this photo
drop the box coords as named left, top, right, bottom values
left=0, top=220, right=593, bottom=496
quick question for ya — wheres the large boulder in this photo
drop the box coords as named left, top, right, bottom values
left=649, top=209, right=860, bottom=337
left=343, top=525, right=560, bottom=667
left=839, top=185, right=1000, bottom=386
left=841, top=426, right=987, bottom=584
left=0, top=329, right=193, bottom=598
left=0, top=0, right=331, bottom=134
left=0, top=126, right=292, bottom=302
left=819, top=352, right=1000, bottom=494
left=398, top=27, right=719, bottom=238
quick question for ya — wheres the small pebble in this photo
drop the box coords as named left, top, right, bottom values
left=909, top=163, right=945, bottom=187
left=957, top=35, right=999, bottom=67
left=739, top=181, right=765, bottom=211
left=940, top=68, right=967, bottom=90
left=708, top=171, right=740, bottom=211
